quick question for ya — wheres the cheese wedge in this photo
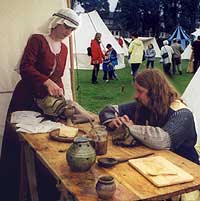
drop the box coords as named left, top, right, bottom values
left=59, top=126, right=78, bottom=138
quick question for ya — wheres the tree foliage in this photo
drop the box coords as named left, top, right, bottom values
left=74, top=0, right=200, bottom=36
left=77, top=0, right=110, bottom=17
left=114, top=0, right=200, bottom=36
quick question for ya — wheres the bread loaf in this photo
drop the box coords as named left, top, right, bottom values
left=59, top=126, right=78, bottom=138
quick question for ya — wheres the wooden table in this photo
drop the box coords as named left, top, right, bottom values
left=18, top=123, right=200, bottom=201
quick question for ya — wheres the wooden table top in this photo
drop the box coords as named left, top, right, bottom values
left=19, top=123, right=200, bottom=201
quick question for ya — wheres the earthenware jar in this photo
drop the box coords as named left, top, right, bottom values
left=96, top=175, right=116, bottom=200
left=66, top=136, right=96, bottom=172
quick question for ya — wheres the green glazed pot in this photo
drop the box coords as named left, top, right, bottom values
left=66, top=136, right=96, bottom=172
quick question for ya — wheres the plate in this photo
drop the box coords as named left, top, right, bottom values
left=49, top=128, right=87, bottom=143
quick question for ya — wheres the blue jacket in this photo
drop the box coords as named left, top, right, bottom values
left=109, top=48, right=118, bottom=66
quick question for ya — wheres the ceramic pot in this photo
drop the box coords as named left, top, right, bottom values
left=96, top=175, right=116, bottom=200
left=66, top=136, right=96, bottom=172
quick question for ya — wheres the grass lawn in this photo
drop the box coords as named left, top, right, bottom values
left=75, top=58, right=194, bottom=114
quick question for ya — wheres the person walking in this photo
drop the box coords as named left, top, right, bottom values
left=128, top=32, right=144, bottom=79
left=192, top=35, right=200, bottom=73
left=145, top=43, right=156, bottom=68
left=171, top=38, right=184, bottom=75
left=160, top=40, right=174, bottom=77
left=90, top=32, right=104, bottom=84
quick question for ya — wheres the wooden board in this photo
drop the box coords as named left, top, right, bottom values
left=128, top=156, right=194, bottom=187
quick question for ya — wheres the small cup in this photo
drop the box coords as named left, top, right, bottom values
left=96, top=175, right=116, bottom=200
left=91, top=125, right=108, bottom=155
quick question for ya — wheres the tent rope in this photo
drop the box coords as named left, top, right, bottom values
left=73, top=30, right=82, bottom=104
left=87, top=12, right=106, bottom=50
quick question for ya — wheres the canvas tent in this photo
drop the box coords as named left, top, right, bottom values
left=115, top=36, right=129, bottom=56
left=73, top=11, right=125, bottom=69
left=191, top=28, right=200, bottom=41
left=168, top=26, right=190, bottom=49
left=182, top=28, right=200, bottom=60
left=182, top=68, right=200, bottom=145
left=181, top=44, right=192, bottom=60
left=0, top=0, right=73, bottom=154
left=125, top=37, right=161, bottom=57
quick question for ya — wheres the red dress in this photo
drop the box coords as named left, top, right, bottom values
left=9, top=34, right=68, bottom=111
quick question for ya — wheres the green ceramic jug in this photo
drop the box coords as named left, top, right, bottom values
left=66, top=136, right=96, bottom=172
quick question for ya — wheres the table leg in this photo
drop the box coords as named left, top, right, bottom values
left=171, top=196, right=180, bottom=201
left=24, top=142, right=39, bottom=201
left=57, top=182, right=76, bottom=201
left=163, top=196, right=180, bottom=201
left=19, top=141, right=28, bottom=201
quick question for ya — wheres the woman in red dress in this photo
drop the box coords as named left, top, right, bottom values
left=90, top=32, right=104, bottom=84
left=0, top=8, right=80, bottom=201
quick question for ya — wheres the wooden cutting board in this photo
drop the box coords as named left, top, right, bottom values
left=129, top=156, right=194, bottom=187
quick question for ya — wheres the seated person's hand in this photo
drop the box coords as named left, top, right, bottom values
left=119, top=115, right=134, bottom=128
left=44, top=79, right=63, bottom=97
left=107, top=115, right=133, bottom=129
left=107, top=118, right=122, bottom=129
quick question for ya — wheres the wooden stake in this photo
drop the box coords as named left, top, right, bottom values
left=66, top=0, right=76, bottom=100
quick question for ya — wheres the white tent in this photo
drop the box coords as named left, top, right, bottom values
left=125, top=37, right=161, bottom=57
left=182, top=28, right=200, bottom=60
left=73, top=11, right=125, bottom=69
left=114, top=36, right=129, bottom=56
left=181, top=44, right=192, bottom=60
left=182, top=68, right=200, bottom=145
left=0, top=0, right=73, bottom=154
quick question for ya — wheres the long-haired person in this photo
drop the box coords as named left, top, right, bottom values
left=99, top=69, right=199, bottom=164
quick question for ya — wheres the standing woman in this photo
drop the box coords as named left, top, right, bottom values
left=128, top=32, right=144, bottom=79
left=90, top=32, right=104, bottom=84
left=145, top=43, right=156, bottom=69
left=0, top=8, right=80, bottom=201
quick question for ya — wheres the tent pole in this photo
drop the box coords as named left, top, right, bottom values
left=66, top=0, right=76, bottom=100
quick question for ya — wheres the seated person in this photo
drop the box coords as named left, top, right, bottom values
left=99, top=69, right=199, bottom=165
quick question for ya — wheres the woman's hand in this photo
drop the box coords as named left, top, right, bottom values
left=44, top=79, right=63, bottom=97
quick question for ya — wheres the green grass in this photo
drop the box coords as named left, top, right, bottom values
left=75, top=58, right=194, bottom=114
